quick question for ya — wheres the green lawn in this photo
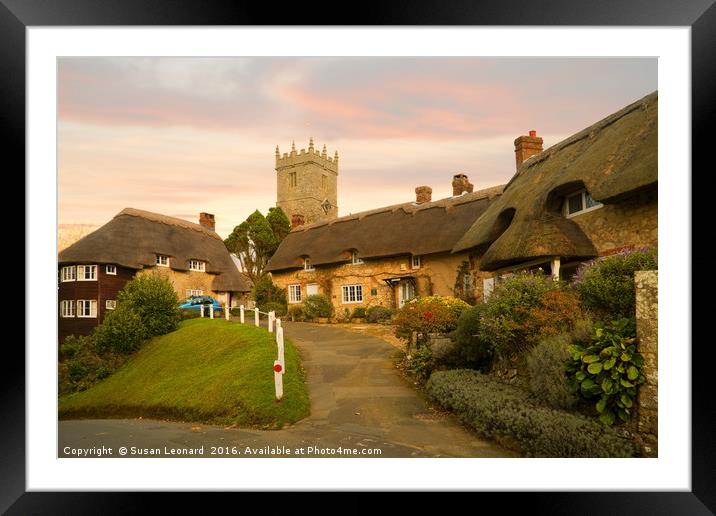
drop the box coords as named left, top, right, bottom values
left=59, top=319, right=310, bottom=429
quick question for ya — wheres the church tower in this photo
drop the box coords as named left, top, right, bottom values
left=275, top=138, right=339, bottom=227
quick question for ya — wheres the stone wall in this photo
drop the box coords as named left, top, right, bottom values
left=635, top=269, right=658, bottom=457
left=137, top=267, right=223, bottom=302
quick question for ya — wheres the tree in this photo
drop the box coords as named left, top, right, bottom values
left=224, top=207, right=291, bottom=286
left=117, top=272, right=181, bottom=337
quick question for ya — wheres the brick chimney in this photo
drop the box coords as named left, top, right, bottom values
left=452, top=174, right=474, bottom=196
left=514, top=130, right=544, bottom=170
left=291, top=213, right=306, bottom=228
left=415, top=186, right=432, bottom=204
left=199, top=212, right=215, bottom=231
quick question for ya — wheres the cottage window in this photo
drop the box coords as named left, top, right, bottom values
left=304, top=258, right=315, bottom=271
left=564, top=189, right=603, bottom=217
left=60, top=300, right=75, bottom=317
left=189, top=260, right=205, bottom=272
left=411, top=255, right=421, bottom=269
left=351, top=252, right=364, bottom=265
left=77, top=265, right=97, bottom=281
left=61, top=266, right=76, bottom=282
left=186, top=289, right=203, bottom=298
left=106, top=264, right=117, bottom=275
left=288, top=284, right=302, bottom=304
left=77, top=300, right=97, bottom=318
left=342, top=285, right=363, bottom=304
left=106, top=299, right=117, bottom=310
left=156, top=255, right=170, bottom=267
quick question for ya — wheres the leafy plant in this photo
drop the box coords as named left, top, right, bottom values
left=117, top=272, right=181, bottom=337
left=260, top=301, right=288, bottom=317
left=450, top=304, right=493, bottom=369
left=351, top=307, right=367, bottom=319
left=252, top=276, right=287, bottom=308
left=565, top=318, right=645, bottom=425
left=288, top=305, right=305, bottom=322
left=394, top=296, right=470, bottom=342
left=526, top=333, right=578, bottom=410
left=406, top=345, right=435, bottom=382
left=93, top=303, right=148, bottom=354
left=366, top=306, right=394, bottom=323
left=302, top=294, right=334, bottom=319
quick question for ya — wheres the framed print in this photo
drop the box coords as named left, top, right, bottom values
left=5, top=0, right=713, bottom=512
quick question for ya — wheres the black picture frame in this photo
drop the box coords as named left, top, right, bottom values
left=6, top=0, right=711, bottom=512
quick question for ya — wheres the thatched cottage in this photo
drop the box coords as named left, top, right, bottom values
left=58, top=208, right=250, bottom=341
left=453, top=90, right=658, bottom=295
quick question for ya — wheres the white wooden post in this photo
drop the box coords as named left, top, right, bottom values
left=240, top=305, right=245, bottom=324
left=276, top=326, right=285, bottom=374
left=268, top=311, right=275, bottom=333
left=225, top=305, right=230, bottom=321
left=276, top=318, right=282, bottom=331
left=255, top=307, right=260, bottom=327
left=209, top=304, right=214, bottom=319
left=200, top=304, right=205, bottom=318
left=551, top=257, right=561, bottom=281
left=274, top=325, right=285, bottom=400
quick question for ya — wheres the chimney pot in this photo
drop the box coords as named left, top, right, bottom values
left=514, top=131, right=544, bottom=171
left=415, top=186, right=432, bottom=204
left=291, top=213, right=306, bottom=229
left=452, top=174, right=474, bottom=196
left=199, top=212, right=216, bottom=231
left=529, top=130, right=537, bottom=137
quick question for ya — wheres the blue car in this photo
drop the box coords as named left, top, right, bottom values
left=179, top=295, right=223, bottom=315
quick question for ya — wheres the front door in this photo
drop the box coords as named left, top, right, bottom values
left=399, top=280, right=415, bottom=308
left=307, top=283, right=319, bottom=297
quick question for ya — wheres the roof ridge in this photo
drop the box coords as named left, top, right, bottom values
left=116, top=208, right=220, bottom=239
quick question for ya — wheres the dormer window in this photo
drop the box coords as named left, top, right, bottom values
left=563, top=189, right=603, bottom=217
left=351, top=251, right=364, bottom=265
left=304, top=258, right=315, bottom=271
left=411, top=255, right=421, bottom=269
left=188, top=259, right=205, bottom=272
left=156, top=254, right=170, bottom=267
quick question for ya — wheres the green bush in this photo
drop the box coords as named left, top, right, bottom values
left=352, top=307, right=367, bottom=319
left=450, top=304, right=493, bottom=369
left=94, top=304, right=148, bottom=354
left=58, top=334, right=128, bottom=394
left=180, top=309, right=202, bottom=320
left=260, top=301, right=288, bottom=316
left=426, top=369, right=634, bottom=457
left=288, top=305, right=305, bottom=322
left=566, top=318, right=645, bottom=426
left=252, top=276, right=287, bottom=307
left=60, top=334, right=95, bottom=361
left=573, top=248, right=657, bottom=319
left=366, top=306, right=394, bottom=323
left=394, top=296, right=470, bottom=342
left=118, top=272, right=181, bottom=337
left=302, top=294, right=334, bottom=319
left=406, top=345, right=435, bottom=381
left=526, top=334, right=578, bottom=410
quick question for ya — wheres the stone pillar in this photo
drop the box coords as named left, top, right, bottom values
left=635, top=270, right=658, bottom=457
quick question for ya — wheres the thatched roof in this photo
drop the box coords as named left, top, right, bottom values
left=59, top=208, right=250, bottom=292
left=453, top=91, right=658, bottom=270
left=266, top=185, right=504, bottom=272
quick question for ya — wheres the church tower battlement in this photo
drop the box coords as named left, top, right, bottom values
left=275, top=138, right=339, bottom=227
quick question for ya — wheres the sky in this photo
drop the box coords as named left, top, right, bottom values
left=58, top=57, right=657, bottom=238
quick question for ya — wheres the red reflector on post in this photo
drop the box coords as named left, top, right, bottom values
left=273, top=363, right=283, bottom=373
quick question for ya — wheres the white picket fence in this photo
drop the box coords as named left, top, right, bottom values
left=199, top=304, right=285, bottom=400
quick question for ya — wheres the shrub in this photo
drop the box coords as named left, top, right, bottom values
left=426, top=369, right=634, bottom=457
left=288, top=305, right=305, bottom=322
left=260, top=301, right=288, bottom=316
left=58, top=335, right=128, bottom=394
left=394, top=296, right=470, bottom=342
left=566, top=318, right=645, bottom=425
left=573, top=248, right=657, bottom=319
left=180, top=309, right=201, bottom=320
left=450, top=304, right=493, bottom=369
left=117, top=272, right=181, bottom=337
left=406, top=345, right=435, bottom=381
left=352, top=307, right=367, bottom=319
left=366, top=306, right=394, bottom=323
left=526, top=334, right=578, bottom=410
left=94, top=304, right=148, bottom=354
left=336, top=307, right=352, bottom=323
left=60, top=334, right=95, bottom=361
left=252, top=276, right=287, bottom=307
left=302, top=294, right=334, bottom=319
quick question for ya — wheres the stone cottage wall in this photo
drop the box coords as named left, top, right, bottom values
left=635, top=270, right=658, bottom=457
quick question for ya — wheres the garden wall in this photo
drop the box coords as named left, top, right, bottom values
left=635, top=270, right=658, bottom=457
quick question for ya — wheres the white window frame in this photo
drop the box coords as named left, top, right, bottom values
left=156, top=254, right=170, bottom=267
left=60, top=266, right=76, bottom=282
left=563, top=189, right=603, bottom=218
left=411, top=255, right=421, bottom=269
left=186, top=289, right=204, bottom=298
left=105, top=299, right=117, bottom=310
left=106, top=264, right=117, bottom=275
left=60, top=300, right=75, bottom=317
left=76, top=300, right=97, bottom=318
left=76, top=265, right=97, bottom=281
left=351, top=251, right=364, bottom=265
left=341, top=284, right=363, bottom=304
left=288, top=284, right=302, bottom=304
left=188, top=259, right=205, bottom=272
left=304, top=258, right=315, bottom=271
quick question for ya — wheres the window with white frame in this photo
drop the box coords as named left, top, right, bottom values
left=563, top=189, right=603, bottom=217
left=342, top=284, right=363, bottom=304
left=156, top=254, right=170, bottom=267
left=186, top=289, right=203, bottom=298
left=105, top=299, right=117, bottom=310
left=304, top=258, right=315, bottom=271
left=61, top=266, right=76, bottom=282
left=77, top=265, right=97, bottom=281
left=188, top=259, right=205, bottom=272
left=60, top=300, right=75, bottom=317
left=106, top=264, right=117, bottom=275
left=351, top=251, right=364, bottom=265
left=288, top=284, right=302, bottom=304
left=76, top=300, right=97, bottom=318
left=411, top=255, right=421, bottom=269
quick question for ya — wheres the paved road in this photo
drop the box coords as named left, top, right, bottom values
left=59, top=322, right=515, bottom=458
